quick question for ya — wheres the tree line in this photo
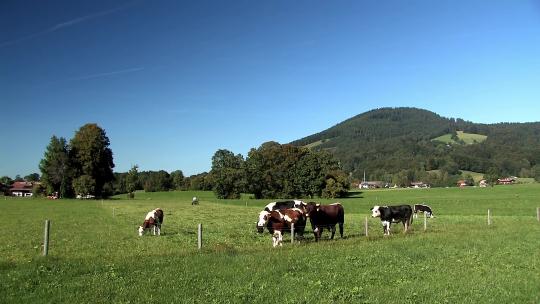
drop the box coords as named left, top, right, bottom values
left=209, top=141, right=350, bottom=199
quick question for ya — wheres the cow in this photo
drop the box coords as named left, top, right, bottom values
left=413, top=204, right=434, bottom=218
left=138, top=208, right=164, bottom=236
left=192, top=196, right=199, bottom=205
left=304, top=202, right=344, bottom=241
left=256, top=200, right=305, bottom=233
left=371, top=205, right=412, bottom=235
left=265, top=208, right=306, bottom=247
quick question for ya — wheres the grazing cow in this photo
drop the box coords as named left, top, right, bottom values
left=304, top=202, right=344, bottom=241
left=256, top=200, right=305, bottom=233
left=265, top=208, right=306, bottom=247
left=371, top=205, right=412, bottom=235
left=138, top=208, right=164, bottom=236
left=192, top=196, right=199, bottom=205
left=413, top=204, right=434, bottom=218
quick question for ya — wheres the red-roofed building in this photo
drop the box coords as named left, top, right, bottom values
left=497, top=177, right=516, bottom=185
left=10, top=181, right=34, bottom=197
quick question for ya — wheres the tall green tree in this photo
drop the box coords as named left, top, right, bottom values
left=210, top=149, right=245, bottom=199
left=69, top=124, right=115, bottom=197
left=484, top=166, right=501, bottom=187
left=126, top=165, right=139, bottom=198
left=39, top=136, right=73, bottom=197
left=170, top=170, right=185, bottom=190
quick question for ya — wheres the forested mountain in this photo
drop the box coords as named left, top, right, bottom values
left=291, top=107, right=540, bottom=182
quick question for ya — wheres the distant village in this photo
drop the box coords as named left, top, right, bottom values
left=1, top=176, right=520, bottom=198
left=356, top=177, right=517, bottom=190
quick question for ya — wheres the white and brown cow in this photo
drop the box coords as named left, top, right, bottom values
left=305, top=202, right=344, bottom=241
left=413, top=204, right=434, bottom=218
left=138, top=208, right=164, bottom=236
left=265, top=208, right=306, bottom=247
left=371, top=205, right=412, bottom=235
left=256, top=200, right=305, bottom=233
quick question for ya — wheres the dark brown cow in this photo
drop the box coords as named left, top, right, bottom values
left=138, top=208, right=164, bottom=236
left=305, top=202, right=344, bottom=241
left=265, top=208, right=306, bottom=247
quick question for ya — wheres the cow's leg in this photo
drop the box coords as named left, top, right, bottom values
left=313, top=227, right=320, bottom=242
left=382, top=221, right=390, bottom=235
left=339, top=222, right=344, bottom=238
left=330, top=225, right=336, bottom=239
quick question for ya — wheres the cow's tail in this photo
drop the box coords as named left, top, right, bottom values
left=338, top=205, right=345, bottom=238
left=408, top=207, right=413, bottom=230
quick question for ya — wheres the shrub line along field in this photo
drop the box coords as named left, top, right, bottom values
left=1, top=184, right=539, bottom=303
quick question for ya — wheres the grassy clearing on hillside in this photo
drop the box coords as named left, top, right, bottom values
left=433, top=131, right=487, bottom=145
left=1, top=185, right=539, bottom=303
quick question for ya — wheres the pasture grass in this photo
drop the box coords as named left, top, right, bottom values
left=1, top=184, right=539, bottom=303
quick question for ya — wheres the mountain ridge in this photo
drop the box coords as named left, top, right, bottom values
left=290, top=107, right=540, bottom=181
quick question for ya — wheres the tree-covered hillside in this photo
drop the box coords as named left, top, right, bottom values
left=291, top=107, right=540, bottom=183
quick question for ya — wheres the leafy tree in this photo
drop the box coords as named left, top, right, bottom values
left=14, top=175, right=24, bottom=182
left=0, top=176, right=13, bottom=186
left=141, top=170, right=171, bottom=192
left=72, top=175, right=96, bottom=197
left=484, top=167, right=501, bottom=187
left=39, top=136, right=73, bottom=198
left=532, top=165, right=540, bottom=182
left=126, top=165, right=139, bottom=199
left=24, top=173, right=40, bottom=182
left=32, top=183, right=46, bottom=197
left=322, top=170, right=350, bottom=198
left=210, top=149, right=245, bottom=199
left=69, top=124, right=114, bottom=197
left=170, top=170, right=185, bottom=190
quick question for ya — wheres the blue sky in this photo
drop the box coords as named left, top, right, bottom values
left=1, top=0, right=540, bottom=178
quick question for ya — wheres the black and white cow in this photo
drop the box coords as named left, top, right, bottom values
left=257, top=200, right=305, bottom=233
left=413, top=204, right=434, bottom=218
left=371, top=205, right=412, bottom=235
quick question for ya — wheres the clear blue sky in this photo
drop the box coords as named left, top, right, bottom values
left=1, top=0, right=539, bottom=178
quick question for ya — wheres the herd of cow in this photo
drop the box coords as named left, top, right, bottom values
left=138, top=201, right=434, bottom=247
left=256, top=200, right=435, bottom=246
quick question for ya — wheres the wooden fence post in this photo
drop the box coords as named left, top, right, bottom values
left=424, top=212, right=427, bottom=231
left=43, top=220, right=50, bottom=256
left=291, top=223, right=295, bottom=244
left=197, top=224, right=202, bottom=250
left=487, top=209, right=491, bottom=226
left=364, top=216, right=368, bottom=237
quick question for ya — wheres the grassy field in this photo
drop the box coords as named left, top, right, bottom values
left=1, top=185, right=539, bottom=303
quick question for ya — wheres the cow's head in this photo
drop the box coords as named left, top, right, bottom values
left=257, top=211, right=270, bottom=233
left=304, top=202, right=320, bottom=218
left=138, top=225, right=144, bottom=236
left=371, top=206, right=381, bottom=218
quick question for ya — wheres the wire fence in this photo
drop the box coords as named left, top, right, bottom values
left=36, top=206, right=540, bottom=255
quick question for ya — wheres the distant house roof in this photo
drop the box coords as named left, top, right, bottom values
left=497, top=177, right=516, bottom=184
left=10, top=181, right=34, bottom=192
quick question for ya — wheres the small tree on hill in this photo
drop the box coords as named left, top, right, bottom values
left=126, top=165, right=139, bottom=199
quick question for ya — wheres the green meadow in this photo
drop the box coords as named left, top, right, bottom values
left=1, top=184, right=539, bottom=303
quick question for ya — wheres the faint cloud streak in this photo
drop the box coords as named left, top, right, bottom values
left=0, top=1, right=139, bottom=48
